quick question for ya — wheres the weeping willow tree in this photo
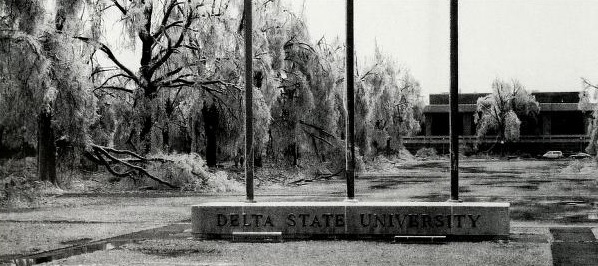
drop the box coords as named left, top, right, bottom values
left=147, top=0, right=273, bottom=167
left=247, top=1, right=423, bottom=167
left=358, top=44, right=423, bottom=156
left=474, top=79, right=540, bottom=153
left=254, top=1, right=347, bottom=168
left=0, top=0, right=181, bottom=187
left=0, top=0, right=97, bottom=184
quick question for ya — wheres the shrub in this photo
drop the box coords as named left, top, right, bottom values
left=205, top=171, right=243, bottom=192
left=0, top=158, right=48, bottom=208
left=565, top=160, right=584, bottom=173
left=460, top=145, right=475, bottom=157
left=415, top=147, right=438, bottom=158
left=355, top=150, right=366, bottom=173
left=0, top=175, right=43, bottom=208
left=397, top=147, right=415, bottom=160
left=561, top=160, right=598, bottom=175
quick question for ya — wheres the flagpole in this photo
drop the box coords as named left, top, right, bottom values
left=244, top=0, right=254, bottom=203
left=345, top=0, right=356, bottom=200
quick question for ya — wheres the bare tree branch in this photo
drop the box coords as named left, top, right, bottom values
left=110, top=0, right=127, bottom=15
left=298, top=120, right=335, bottom=139
left=149, top=6, right=194, bottom=76
left=95, top=73, right=135, bottom=91
left=154, top=67, right=185, bottom=83
left=94, top=86, right=134, bottom=94
left=159, top=74, right=196, bottom=88
left=153, top=0, right=185, bottom=39
left=582, top=77, right=598, bottom=90
left=302, top=129, right=333, bottom=146
left=91, top=66, right=119, bottom=76
left=359, top=62, right=380, bottom=81
left=75, top=36, right=141, bottom=86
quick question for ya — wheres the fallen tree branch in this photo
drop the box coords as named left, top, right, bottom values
left=317, top=170, right=343, bottom=180
left=299, top=120, right=335, bottom=139
left=301, top=129, right=333, bottom=147
left=92, top=144, right=168, bottom=162
left=84, top=149, right=137, bottom=178
left=87, top=145, right=178, bottom=189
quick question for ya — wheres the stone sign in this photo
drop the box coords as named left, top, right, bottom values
left=192, top=202, right=509, bottom=239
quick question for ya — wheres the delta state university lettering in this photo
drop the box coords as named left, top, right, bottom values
left=359, top=213, right=481, bottom=228
left=215, top=212, right=482, bottom=229
left=216, top=213, right=345, bottom=228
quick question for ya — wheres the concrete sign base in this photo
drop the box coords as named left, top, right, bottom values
left=191, top=201, right=509, bottom=240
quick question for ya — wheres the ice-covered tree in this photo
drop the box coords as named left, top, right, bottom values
left=474, top=79, right=540, bottom=151
left=357, top=45, right=423, bottom=156
left=0, top=0, right=98, bottom=183
left=257, top=1, right=345, bottom=166
left=580, top=78, right=598, bottom=154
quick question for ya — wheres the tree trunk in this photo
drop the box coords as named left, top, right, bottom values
left=203, top=103, right=218, bottom=167
left=499, top=128, right=506, bottom=157
left=162, top=122, right=170, bottom=152
left=311, top=135, right=321, bottom=162
left=139, top=113, right=153, bottom=154
left=267, top=129, right=273, bottom=159
left=254, top=147, right=263, bottom=167
left=293, top=142, right=299, bottom=166
left=0, top=125, right=4, bottom=157
left=38, top=109, right=57, bottom=184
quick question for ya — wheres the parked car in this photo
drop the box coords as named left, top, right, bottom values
left=570, top=152, right=592, bottom=159
left=542, top=151, right=563, bottom=159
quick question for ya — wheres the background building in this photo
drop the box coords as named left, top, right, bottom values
left=404, top=92, right=594, bottom=155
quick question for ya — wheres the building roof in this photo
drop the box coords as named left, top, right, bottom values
left=429, top=93, right=489, bottom=105
left=424, top=92, right=595, bottom=113
left=424, top=103, right=586, bottom=113
left=424, top=104, right=477, bottom=113
left=428, top=91, right=581, bottom=105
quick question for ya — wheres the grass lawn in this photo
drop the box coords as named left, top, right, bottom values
left=0, top=222, right=159, bottom=255
left=44, top=239, right=551, bottom=266
left=2, top=158, right=596, bottom=265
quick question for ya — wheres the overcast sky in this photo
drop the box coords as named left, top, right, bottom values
left=284, top=0, right=598, bottom=98
left=105, top=0, right=598, bottom=98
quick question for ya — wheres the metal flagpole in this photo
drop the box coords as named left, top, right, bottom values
left=449, top=0, right=460, bottom=202
left=345, top=0, right=356, bottom=200
left=244, top=0, right=254, bottom=203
